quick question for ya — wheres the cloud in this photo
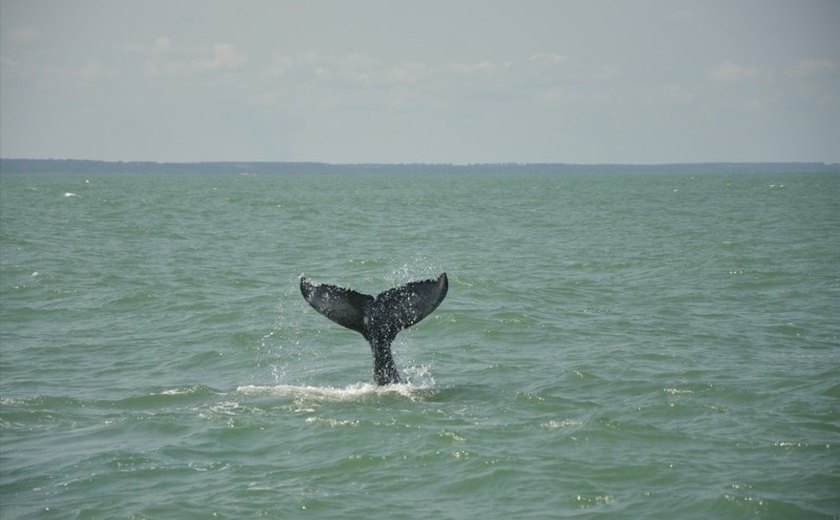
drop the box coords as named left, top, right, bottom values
left=145, top=38, right=246, bottom=77
left=450, top=60, right=513, bottom=76
left=528, top=53, right=569, bottom=65
left=269, top=51, right=378, bottom=85
left=152, top=36, right=172, bottom=56
left=386, top=62, right=430, bottom=85
left=8, top=26, right=40, bottom=43
left=80, top=61, right=103, bottom=78
left=263, top=51, right=393, bottom=111
left=659, top=82, right=693, bottom=104
left=786, top=58, right=838, bottom=78
left=709, top=61, right=760, bottom=82
left=523, top=54, right=619, bottom=91
left=192, top=43, right=246, bottom=71
left=262, top=51, right=625, bottom=114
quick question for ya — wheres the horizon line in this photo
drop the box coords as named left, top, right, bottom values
left=2, top=157, right=838, bottom=167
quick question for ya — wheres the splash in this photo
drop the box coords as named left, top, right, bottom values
left=237, top=374, right=433, bottom=402
left=387, top=259, right=442, bottom=285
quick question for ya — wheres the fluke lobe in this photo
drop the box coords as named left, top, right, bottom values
left=300, top=273, right=448, bottom=385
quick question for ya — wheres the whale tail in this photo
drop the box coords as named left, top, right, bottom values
left=300, top=273, right=448, bottom=384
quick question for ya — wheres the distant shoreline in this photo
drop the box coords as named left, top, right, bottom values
left=1, top=158, right=837, bottom=175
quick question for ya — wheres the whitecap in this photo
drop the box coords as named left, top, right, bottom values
left=305, top=416, right=360, bottom=427
left=543, top=419, right=584, bottom=429
left=161, top=386, right=200, bottom=396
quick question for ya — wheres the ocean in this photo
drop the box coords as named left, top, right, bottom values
left=1, top=166, right=838, bottom=518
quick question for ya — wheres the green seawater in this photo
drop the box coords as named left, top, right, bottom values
left=1, top=168, right=838, bottom=519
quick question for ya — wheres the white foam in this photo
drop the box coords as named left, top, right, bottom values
left=236, top=381, right=425, bottom=401
left=237, top=365, right=435, bottom=400
left=161, top=386, right=203, bottom=396
left=305, top=416, right=360, bottom=427
left=543, top=419, right=584, bottom=429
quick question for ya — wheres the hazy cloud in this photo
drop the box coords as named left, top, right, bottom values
left=1, top=1, right=838, bottom=163
left=529, top=53, right=569, bottom=65
left=709, top=61, right=761, bottom=82
left=386, top=62, right=430, bottom=85
left=200, top=43, right=247, bottom=70
left=659, top=83, right=693, bottom=104
left=269, top=51, right=378, bottom=84
left=80, top=61, right=103, bottom=79
left=8, top=25, right=40, bottom=43
left=145, top=38, right=246, bottom=77
left=450, top=60, right=513, bottom=76
left=152, top=36, right=172, bottom=56
left=786, top=58, right=838, bottom=78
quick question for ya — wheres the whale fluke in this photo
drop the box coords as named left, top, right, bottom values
left=300, top=273, right=448, bottom=385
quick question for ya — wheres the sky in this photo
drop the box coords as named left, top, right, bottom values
left=1, top=0, right=838, bottom=164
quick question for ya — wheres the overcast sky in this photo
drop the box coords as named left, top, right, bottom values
left=1, top=0, right=838, bottom=164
